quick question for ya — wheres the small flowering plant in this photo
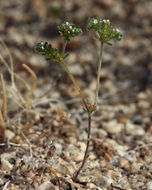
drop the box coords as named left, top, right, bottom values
left=35, top=42, right=61, bottom=61
left=35, top=17, right=122, bottom=183
left=86, top=18, right=122, bottom=43
left=58, top=21, right=83, bottom=41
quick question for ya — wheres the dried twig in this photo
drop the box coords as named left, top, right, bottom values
left=0, top=109, right=6, bottom=143
left=0, top=54, right=30, bottom=90
left=126, top=143, right=152, bottom=155
left=2, top=180, right=11, bottom=190
left=49, top=169, right=61, bottom=190
left=0, top=38, right=15, bottom=87
left=0, top=73, right=7, bottom=119
left=22, top=64, right=37, bottom=95
left=49, top=168, right=85, bottom=190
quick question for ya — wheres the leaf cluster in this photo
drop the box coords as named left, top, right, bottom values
left=35, top=42, right=60, bottom=61
left=58, top=21, right=83, bottom=41
left=35, top=18, right=122, bottom=62
left=86, top=17, right=122, bottom=43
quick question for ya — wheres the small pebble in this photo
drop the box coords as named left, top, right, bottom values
left=137, top=100, right=150, bottom=109
left=96, top=176, right=113, bottom=187
left=125, top=121, right=145, bottom=136
left=86, top=182, right=96, bottom=189
left=146, top=181, right=152, bottom=190
left=54, top=143, right=62, bottom=155
left=5, top=130, right=15, bottom=140
left=0, top=178, right=4, bottom=186
left=68, top=64, right=84, bottom=76
left=1, top=153, right=16, bottom=171
left=37, top=181, right=54, bottom=190
left=103, top=120, right=123, bottom=134
left=1, top=158, right=13, bottom=171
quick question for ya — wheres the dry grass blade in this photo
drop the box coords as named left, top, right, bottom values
left=49, top=169, right=61, bottom=190
left=0, top=109, right=6, bottom=143
left=0, top=73, right=7, bottom=119
left=49, top=168, right=85, bottom=190
left=22, top=64, right=37, bottom=95
left=0, top=38, right=15, bottom=87
left=0, top=54, right=28, bottom=109
left=0, top=54, right=30, bottom=90
left=0, top=39, right=32, bottom=110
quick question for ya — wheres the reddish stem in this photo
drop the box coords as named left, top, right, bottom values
left=73, top=114, right=92, bottom=182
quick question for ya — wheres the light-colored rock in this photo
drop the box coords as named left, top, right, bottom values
left=86, top=182, right=96, bottom=189
left=136, top=92, right=147, bottom=100
left=1, top=158, right=13, bottom=171
left=1, top=152, right=16, bottom=171
left=103, top=120, right=123, bottom=134
left=0, top=178, right=4, bottom=186
left=77, top=141, right=86, bottom=152
left=137, top=100, right=150, bottom=109
left=131, top=162, right=143, bottom=173
left=74, top=152, right=84, bottom=162
left=38, top=181, right=56, bottom=190
left=68, top=64, right=84, bottom=76
left=107, top=139, right=128, bottom=156
left=125, top=121, right=145, bottom=136
left=92, top=128, right=107, bottom=138
left=5, top=130, right=15, bottom=140
left=96, top=176, right=113, bottom=187
left=54, top=143, right=62, bottom=155
left=65, top=144, right=84, bottom=162
left=146, top=182, right=152, bottom=190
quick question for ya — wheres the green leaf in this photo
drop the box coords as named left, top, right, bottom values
left=106, top=42, right=112, bottom=46
left=63, top=52, right=69, bottom=59
left=93, top=37, right=100, bottom=41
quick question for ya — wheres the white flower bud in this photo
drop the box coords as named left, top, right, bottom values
left=94, top=19, right=98, bottom=24
left=116, top=28, right=120, bottom=32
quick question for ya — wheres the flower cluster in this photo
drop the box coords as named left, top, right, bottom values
left=35, top=41, right=60, bottom=61
left=86, top=18, right=122, bottom=43
left=58, top=22, right=83, bottom=41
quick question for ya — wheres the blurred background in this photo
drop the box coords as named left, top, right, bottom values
left=0, top=0, right=152, bottom=107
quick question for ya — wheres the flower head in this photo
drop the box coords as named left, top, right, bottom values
left=86, top=17, right=122, bottom=43
left=35, top=41, right=60, bottom=61
left=58, top=22, right=83, bottom=41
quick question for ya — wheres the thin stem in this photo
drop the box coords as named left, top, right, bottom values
left=62, top=40, right=67, bottom=57
left=60, top=41, right=89, bottom=112
left=94, top=42, right=104, bottom=106
left=73, top=114, right=92, bottom=182
left=59, top=60, right=88, bottom=108
left=60, top=41, right=92, bottom=182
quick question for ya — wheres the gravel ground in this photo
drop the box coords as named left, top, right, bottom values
left=0, top=0, right=152, bottom=189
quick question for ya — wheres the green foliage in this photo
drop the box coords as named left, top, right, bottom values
left=86, top=17, right=122, bottom=43
left=35, top=41, right=61, bottom=61
left=58, top=21, right=83, bottom=41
